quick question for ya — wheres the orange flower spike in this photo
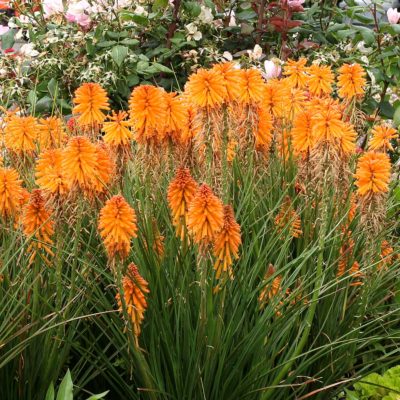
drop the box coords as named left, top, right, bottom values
left=36, top=149, right=69, bottom=196
left=275, top=197, right=302, bottom=238
left=292, top=109, right=314, bottom=154
left=354, top=151, right=391, bottom=196
left=72, top=82, right=110, bottom=128
left=307, top=64, right=334, bottom=97
left=337, top=63, right=366, bottom=99
left=312, top=102, right=343, bottom=144
left=0, top=167, right=25, bottom=219
left=261, top=79, right=289, bottom=118
left=237, top=69, right=265, bottom=105
left=37, top=117, right=66, bottom=150
left=369, top=125, right=398, bottom=152
left=103, top=111, right=133, bottom=147
left=129, top=85, right=167, bottom=144
left=349, top=261, right=364, bottom=286
left=163, top=93, right=188, bottom=142
left=184, top=68, right=227, bottom=109
left=187, top=184, right=224, bottom=246
left=213, top=205, right=241, bottom=279
left=22, top=189, right=55, bottom=262
left=88, top=143, right=115, bottom=195
left=98, top=195, right=138, bottom=260
left=283, top=58, right=309, bottom=89
left=337, top=123, right=357, bottom=156
left=379, top=240, right=394, bottom=271
left=254, top=107, right=273, bottom=151
left=181, top=105, right=201, bottom=144
left=116, top=263, right=149, bottom=342
left=62, top=136, right=98, bottom=189
left=167, top=168, right=198, bottom=240
left=258, top=264, right=285, bottom=314
left=4, top=115, right=39, bottom=154
left=212, top=62, right=244, bottom=102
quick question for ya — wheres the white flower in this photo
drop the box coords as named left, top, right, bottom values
left=185, top=23, right=202, bottom=41
left=43, top=0, right=64, bottom=18
left=19, top=43, right=39, bottom=58
left=229, top=11, right=236, bottom=27
left=198, top=6, right=213, bottom=24
left=247, top=44, right=263, bottom=61
left=387, top=8, right=400, bottom=24
left=264, top=59, right=281, bottom=79
left=134, top=5, right=148, bottom=16
left=222, top=51, right=233, bottom=61
left=356, top=41, right=372, bottom=54
left=360, top=55, right=369, bottom=65
left=0, top=68, right=7, bottom=78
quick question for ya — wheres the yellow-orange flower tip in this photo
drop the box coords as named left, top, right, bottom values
left=292, top=110, right=315, bottom=155
left=307, top=64, right=334, bottom=97
left=337, top=123, right=357, bottom=156
left=4, top=115, right=39, bottom=154
left=103, top=111, right=133, bottom=147
left=72, top=83, right=110, bottom=128
left=283, top=58, right=309, bottom=89
left=0, top=167, right=26, bottom=219
left=22, top=189, right=55, bottom=262
left=167, top=168, right=198, bottom=240
left=90, top=143, right=115, bottom=194
left=213, top=205, right=241, bottom=280
left=37, top=117, right=66, bottom=150
left=369, top=124, right=398, bottom=152
left=337, top=63, right=366, bottom=99
left=116, top=263, right=149, bottom=341
left=98, top=195, right=138, bottom=260
left=187, top=183, right=224, bottom=246
left=128, top=85, right=167, bottom=143
left=312, top=105, right=343, bottom=144
left=258, top=264, right=284, bottom=311
left=212, top=62, right=244, bottom=102
left=184, top=68, right=227, bottom=109
left=261, top=79, right=289, bottom=118
left=355, top=151, right=391, bottom=197
left=237, top=69, right=265, bottom=105
left=163, top=93, right=188, bottom=143
left=36, top=149, right=69, bottom=196
left=255, top=108, right=273, bottom=151
left=62, top=136, right=97, bottom=189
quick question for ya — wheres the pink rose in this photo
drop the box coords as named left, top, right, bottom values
left=43, top=0, right=64, bottom=18
left=0, top=25, right=9, bottom=35
left=264, top=59, right=281, bottom=79
left=288, top=0, right=305, bottom=7
left=387, top=8, right=400, bottom=25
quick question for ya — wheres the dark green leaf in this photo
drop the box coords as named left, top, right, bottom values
left=235, top=10, right=257, bottom=20
left=96, top=40, right=117, bottom=48
left=127, top=74, right=139, bottom=86
left=380, top=101, right=395, bottom=119
left=1, top=29, right=15, bottom=50
left=47, top=78, right=58, bottom=98
left=183, top=1, right=201, bottom=17
left=111, top=45, right=129, bottom=67
left=120, top=38, right=139, bottom=46
left=107, top=31, right=128, bottom=39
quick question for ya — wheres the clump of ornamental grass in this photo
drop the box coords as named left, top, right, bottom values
left=0, top=59, right=399, bottom=400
